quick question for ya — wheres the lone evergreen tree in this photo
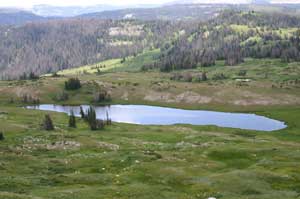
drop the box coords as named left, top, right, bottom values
left=69, top=110, right=76, bottom=128
left=0, top=132, right=4, bottom=141
left=80, top=106, right=85, bottom=119
left=202, top=72, right=208, bottom=81
left=42, top=114, right=54, bottom=131
left=87, top=106, right=97, bottom=130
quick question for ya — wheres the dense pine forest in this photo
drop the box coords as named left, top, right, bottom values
left=0, top=19, right=189, bottom=79
left=1, top=9, right=300, bottom=79
left=153, top=11, right=300, bottom=71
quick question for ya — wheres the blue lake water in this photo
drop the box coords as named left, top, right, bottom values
left=26, top=104, right=287, bottom=131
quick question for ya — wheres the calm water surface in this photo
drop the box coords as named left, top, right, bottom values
left=26, top=104, right=287, bottom=131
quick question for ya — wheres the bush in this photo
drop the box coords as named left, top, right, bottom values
left=21, top=94, right=40, bottom=104
left=202, top=72, right=208, bottom=81
left=68, top=110, right=76, bottom=128
left=65, top=78, right=81, bottom=90
left=238, top=70, right=247, bottom=76
left=29, top=72, right=39, bottom=80
left=80, top=106, right=85, bottom=119
left=0, top=132, right=4, bottom=141
left=42, top=114, right=54, bottom=131
left=51, top=72, right=61, bottom=77
left=93, top=90, right=111, bottom=103
left=212, top=73, right=227, bottom=80
left=170, top=73, right=183, bottom=81
left=55, top=91, right=69, bottom=101
left=182, top=73, right=193, bottom=82
left=19, top=72, right=39, bottom=80
left=106, top=111, right=112, bottom=125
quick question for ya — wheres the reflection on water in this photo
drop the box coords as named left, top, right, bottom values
left=26, top=104, right=287, bottom=131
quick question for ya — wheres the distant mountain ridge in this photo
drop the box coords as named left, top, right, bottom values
left=1, top=2, right=300, bottom=26
left=0, top=8, right=46, bottom=26
left=31, top=4, right=160, bottom=17
left=79, top=4, right=229, bottom=21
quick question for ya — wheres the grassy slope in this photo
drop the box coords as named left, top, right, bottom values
left=0, top=57, right=300, bottom=199
left=0, top=103, right=300, bottom=199
left=57, top=49, right=160, bottom=76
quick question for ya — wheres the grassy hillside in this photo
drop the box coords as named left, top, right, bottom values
left=0, top=58, right=300, bottom=198
left=1, top=57, right=299, bottom=110
left=0, top=104, right=300, bottom=199
left=57, top=49, right=160, bottom=76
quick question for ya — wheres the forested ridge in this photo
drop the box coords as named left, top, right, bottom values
left=153, top=11, right=300, bottom=71
left=0, top=19, right=188, bottom=79
left=1, top=10, right=300, bottom=79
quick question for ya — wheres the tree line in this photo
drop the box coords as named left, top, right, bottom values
left=144, top=11, right=300, bottom=72
left=0, top=19, right=185, bottom=79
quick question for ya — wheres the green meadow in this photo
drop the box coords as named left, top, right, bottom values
left=0, top=56, right=300, bottom=199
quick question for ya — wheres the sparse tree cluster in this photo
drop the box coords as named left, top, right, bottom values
left=41, top=106, right=112, bottom=131
left=65, top=78, right=81, bottom=90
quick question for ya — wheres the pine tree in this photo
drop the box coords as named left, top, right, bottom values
left=69, top=110, right=76, bottom=128
left=80, top=106, right=85, bottom=119
left=202, top=72, right=208, bottom=81
left=87, top=106, right=97, bottom=130
left=0, top=132, right=4, bottom=141
left=42, top=114, right=54, bottom=131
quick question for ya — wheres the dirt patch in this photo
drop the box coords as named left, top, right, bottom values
left=46, top=141, right=81, bottom=150
left=96, top=141, right=120, bottom=151
left=109, top=25, right=143, bottom=36
left=175, top=91, right=212, bottom=103
left=144, top=91, right=173, bottom=102
left=22, top=137, right=81, bottom=151
left=171, top=126, right=198, bottom=134
left=234, top=93, right=300, bottom=106
left=11, top=87, right=40, bottom=99
left=144, top=91, right=212, bottom=104
left=121, top=92, right=129, bottom=101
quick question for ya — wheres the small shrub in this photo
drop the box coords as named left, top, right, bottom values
left=80, top=106, right=85, bottom=119
left=170, top=73, right=183, bottom=81
left=42, top=114, right=54, bottom=131
left=9, top=97, right=14, bottom=103
left=65, top=78, right=81, bottom=90
left=96, top=68, right=101, bottom=75
left=238, top=70, right=247, bottom=76
left=21, top=94, right=40, bottom=104
left=52, top=72, right=60, bottom=77
left=55, top=91, right=69, bottom=101
left=212, top=73, right=227, bottom=80
left=93, top=90, right=111, bottom=103
left=96, top=120, right=105, bottom=130
left=68, top=110, right=76, bottom=128
left=120, top=57, right=126, bottom=64
left=29, top=72, right=39, bottom=80
left=0, top=132, right=4, bottom=141
left=106, top=111, right=112, bottom=125
left=19, top=72, right=39, bottom=80
left=202, top=72, right=208, bottom=81
left=182, top=73, right=193, bottom=82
